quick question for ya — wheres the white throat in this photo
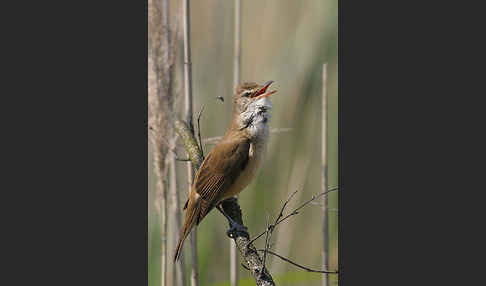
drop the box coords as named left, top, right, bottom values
left=239, top=97, right=273, bottom=139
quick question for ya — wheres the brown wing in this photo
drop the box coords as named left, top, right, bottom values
left=192, top=137, right=250, bottom=224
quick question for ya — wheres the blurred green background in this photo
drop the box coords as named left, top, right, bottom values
left=148, top=0, right=338, bottom=285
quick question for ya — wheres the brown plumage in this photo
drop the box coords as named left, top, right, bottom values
left=174, top=81, right=277, bottom=262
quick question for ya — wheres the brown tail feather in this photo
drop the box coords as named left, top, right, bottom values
left=174, top=231, right=188, bottom=262
left=174, top=194, right=201, bottom=262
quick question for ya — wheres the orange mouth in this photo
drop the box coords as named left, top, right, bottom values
left=251, top=80, right=277, bottom=99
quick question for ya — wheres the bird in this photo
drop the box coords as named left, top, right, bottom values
left=174, top=80, right=277, bottom=262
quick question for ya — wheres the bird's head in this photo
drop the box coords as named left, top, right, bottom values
left=234, top=81, right=276, bottom=113
left=232, top=81, right=277, bottom=137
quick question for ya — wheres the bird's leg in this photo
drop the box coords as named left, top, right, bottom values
left=216, top=204, right=248, bottom=238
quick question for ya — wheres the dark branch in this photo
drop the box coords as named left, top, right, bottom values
left=257, top=250, right=339, bottom=274
left=221, top=198, right=275, bottom=286
left=174, top=119, right=203, bottom=170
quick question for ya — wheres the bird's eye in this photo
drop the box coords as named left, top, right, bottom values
left=243, top=91, right=251, bottom=97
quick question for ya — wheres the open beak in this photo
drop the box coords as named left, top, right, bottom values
left=251, top=80, right=277, bottom=99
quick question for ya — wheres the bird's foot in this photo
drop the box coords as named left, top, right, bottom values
left=216, top=204, right=249, bottom=239
left=226, top=221, right=249, bottom=239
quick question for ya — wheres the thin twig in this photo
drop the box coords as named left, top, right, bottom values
left=258, top=190, right=298, bottom=273
left=261, top=214, right=270, bottom=278
left=275, top=187, right=338, bottom=229
left=196, top=105, right=205, bottom=159
left=249, top=187, right=339, bottom=245
left=310, top=202, right=339, bottom=213
left=275, top=190, right=299, bottom=226
left=256, top=250, right=339, bottom=274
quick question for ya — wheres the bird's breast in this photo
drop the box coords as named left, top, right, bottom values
left=221, top=137, right=268, bottom=200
